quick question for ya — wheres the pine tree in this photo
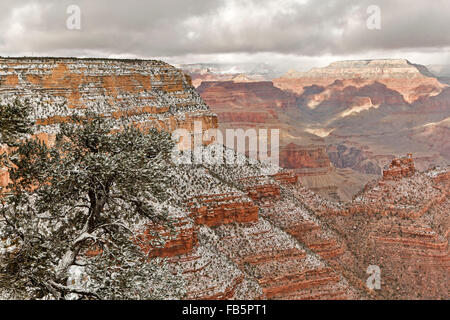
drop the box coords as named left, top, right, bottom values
left=0, top=114, right=185, bottom=299
left=0, top=99, right=33, bottom=146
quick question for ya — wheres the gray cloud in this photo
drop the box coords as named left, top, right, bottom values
left=0, top=0, right=449, bottom=65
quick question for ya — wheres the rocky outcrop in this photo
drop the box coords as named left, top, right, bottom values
left=383, top=154, right=415, bottom=180
left=271, top=172, right=299, bottom=184
left=187, top=193, right=259, bottom=227
left=139, top=218, right=198, bottom=258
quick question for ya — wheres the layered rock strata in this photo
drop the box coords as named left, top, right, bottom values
left=0, top=57, right=218, bottom=188
left=0, top=57, right=217, bottom=138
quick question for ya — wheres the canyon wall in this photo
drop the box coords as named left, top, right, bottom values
left=186, top=59, right=450, bottom=180
left=0, top=57, right=217, bottom=136
left=0, top=57, right=218, bottom=188
left=197, top=80, right=331, bottom=172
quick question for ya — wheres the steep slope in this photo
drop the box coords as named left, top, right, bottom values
left=295, top=164, right=449, bottom=300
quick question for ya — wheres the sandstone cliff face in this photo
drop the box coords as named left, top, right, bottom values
left=0, top=57, right=217, bottom=136
left=187, top=193, right=259, bottom=227
left=0, top=57, right=218, bottom=188
left=280, top=143, right=331, bottom=173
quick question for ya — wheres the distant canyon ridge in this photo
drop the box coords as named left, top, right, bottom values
left=183, top=59, right=450, bottom=201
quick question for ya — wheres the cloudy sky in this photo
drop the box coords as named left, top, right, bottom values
left=0, top=0, right=449, bottom=72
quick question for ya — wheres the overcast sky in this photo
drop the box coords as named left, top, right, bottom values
left=0, top=0, right=449, bottom=71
